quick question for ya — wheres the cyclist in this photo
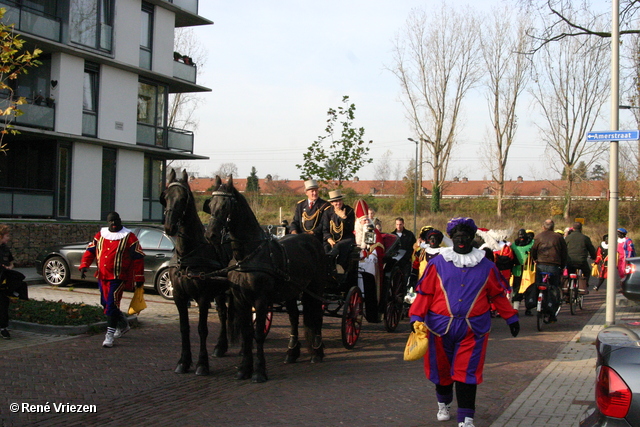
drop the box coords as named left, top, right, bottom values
left=530, top=219, right=568, bottom=323
left=564, top=222, right=596, bottom=294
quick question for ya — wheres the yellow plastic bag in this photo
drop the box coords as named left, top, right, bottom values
left=128, top=286, right=147, bottom=315
left=519, top=255, right=536, bottom=293
left=591, top=263, right=599, bottom=277
left=404, top=322, right=429, bottom=361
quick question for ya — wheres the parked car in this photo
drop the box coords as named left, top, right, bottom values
left=622, top=257, right=640, bottom=302
left=34, top=226, right=176, bottom=300
left=580, top=325, right=640, bottom=427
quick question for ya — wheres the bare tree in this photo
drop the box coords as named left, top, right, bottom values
left=480, top=7, right=531, bottom=217
left=214, top=162, right=238, bottom=179
left=621, top=31, right=640, bottom=194
left=529, top=13, right=610, bottom=219
left=520, top=0, right=640, bottom=53
left=169, top=28, right=207, bottom=131
left=374, top=150, right=393, bottom=189
left=389, top=3, right=482, bottom=212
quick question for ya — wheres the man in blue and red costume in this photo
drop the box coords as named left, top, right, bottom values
left=80, top=212, right=145, bottom=348
left=409, top=217, right=520, bottom=427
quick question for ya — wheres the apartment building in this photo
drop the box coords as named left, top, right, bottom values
left=0, top=0, right=211, bottom=222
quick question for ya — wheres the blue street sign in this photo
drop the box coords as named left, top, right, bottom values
left=586, top=130, right=640, bottom=141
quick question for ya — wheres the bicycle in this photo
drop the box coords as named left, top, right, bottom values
left=536, top=272, right=562, bottom=331
left=565, top=268, right=584, bottom=315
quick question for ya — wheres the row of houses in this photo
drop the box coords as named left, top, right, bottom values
left=187, top=176, right=613, bottom=200
left=0, top=0, right=211, bottom=222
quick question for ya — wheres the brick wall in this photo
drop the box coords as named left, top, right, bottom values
left=2, top=222, right=140, bottom=267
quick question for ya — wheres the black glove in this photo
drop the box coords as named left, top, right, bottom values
left=410, top=321, right=419, bottom=333
left=509, top=321, right=520, bottom=338
left=80, top=268, right=87, bottom=280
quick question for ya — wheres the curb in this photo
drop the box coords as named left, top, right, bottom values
left=8, top=315, right=139, bottom=336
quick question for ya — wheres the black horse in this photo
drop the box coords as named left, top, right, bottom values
left=161, top=169, right=230, bottom=376
left=204, top=175, right=328, bottom=383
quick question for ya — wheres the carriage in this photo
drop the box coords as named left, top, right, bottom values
left=260, top=224, right=409, bottom=349
left=321, top=230, right=409, bottom=349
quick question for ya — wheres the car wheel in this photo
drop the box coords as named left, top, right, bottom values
left=155, top=268, right=173, bottom=300
left=43, top=256, right=70, bottom=287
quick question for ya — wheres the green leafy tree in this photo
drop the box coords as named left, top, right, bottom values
left=246, top=166, right=260, bottom=193
left=0, top=8, right=42, bottom=153
left=296, top=95, right=372, bottom=186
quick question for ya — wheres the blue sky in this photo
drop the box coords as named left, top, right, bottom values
left=186, top=1, right=617, bottom=182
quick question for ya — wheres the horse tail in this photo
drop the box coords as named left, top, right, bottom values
left=225, top=290, right=242, bottom=344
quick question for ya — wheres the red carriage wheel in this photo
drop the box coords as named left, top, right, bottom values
left=383, top=266, right=405, bottom=333
left=341, top=286, right=363, bottom=349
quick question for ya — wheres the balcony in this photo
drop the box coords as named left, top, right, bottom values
left=0, top=1, right=62, bottom=42
left=173, top=60, right=197, bottom=83
left=168, top=127, right=193, bottom=152
left=168, top=0, right=199, bottom=15
left=0, top=98, right=55, bottom=130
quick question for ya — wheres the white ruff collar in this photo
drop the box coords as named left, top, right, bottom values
left=601, top=242, right=608, bottom=250
left=440, top=247, right=485, bottom=268
left=100, top=227, right=131, bottom=241
left=425, top=246, right=441, bottom=255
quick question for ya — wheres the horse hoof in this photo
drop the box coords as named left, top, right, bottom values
left=195, top=365, right=209, bottom=376
left=310, top=354, right=324, bottom=364
left=235, top=370, right=252, bottom=380
left=213, top=346, right=227, bottom=358
left=175, top=364, right=190, bottom=374
left=252, top=373, right=268, bottom=383
left=284, top=342, right=301, bottom=364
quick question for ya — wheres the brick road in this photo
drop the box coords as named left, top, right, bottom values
left=0, top=281, right=606, bottom=427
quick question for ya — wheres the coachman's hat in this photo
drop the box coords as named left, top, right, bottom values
left=304, top=179, right=319, bottom=191
left=328, top=190, right=344, bottom=202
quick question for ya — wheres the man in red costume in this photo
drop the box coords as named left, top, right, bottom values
left=80, top=212, right=145, bottom=348
left=409, top=217, right=519, bottom=427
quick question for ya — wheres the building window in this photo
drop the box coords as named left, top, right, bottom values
left=137, top=80, right=167, bottom=147
left=82, top=62, right=99, bottom=136
left=70, top=0, right=113, bottom=52
left=143, top=157, right=164, bottom=221
left=0, top=139, right=56, bottom=218
left=101, top=147, right=116, bottom=220
left=140, top=2, right=153, bottom=70
left=57, top=144, right=71, bottom=218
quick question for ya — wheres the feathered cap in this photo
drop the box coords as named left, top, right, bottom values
left=446, top=217, right=477, bottom=237
left=354, top=199, right=369, bottom=219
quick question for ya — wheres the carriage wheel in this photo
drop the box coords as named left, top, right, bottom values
left=383, top=267, right=405, bottom=333
left=341, top=286, right=363, bottom=349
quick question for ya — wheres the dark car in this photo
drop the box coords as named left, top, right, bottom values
left=34, top=226, right=175, bottom=300
left=621, top=257, right=640, bottom=302
left=580, top=325, right=640, bottom=427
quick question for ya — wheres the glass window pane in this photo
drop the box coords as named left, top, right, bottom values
left=137, top=228, right=162, bottom=249
left=70, top=0, right=98, bottom=47
left=137, top=82, right=156, bottom=125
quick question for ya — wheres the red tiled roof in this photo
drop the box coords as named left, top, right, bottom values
left=187, top=177, right=610, bottom=199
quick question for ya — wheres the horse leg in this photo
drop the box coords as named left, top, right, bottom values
left=284, top=298, right=301, bottom=364
left=252, top=297, right=269, bottom=383
left=213, top=293, right=228, bottom=357
left=235, top=302, right=254, bottom=380
left=303, top=292, right=325, bottom=364
left=195, top=297, right=210, bottom=376
left=174, top=291, right=192, bottom=374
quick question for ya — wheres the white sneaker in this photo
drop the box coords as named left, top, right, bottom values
left=114, top=324, right=130, bottom=338
left=437, top=403, right=450, bottom=421
left=102, top=332, right=114, bottom=348
left=458, top=417, right=474, bottom=427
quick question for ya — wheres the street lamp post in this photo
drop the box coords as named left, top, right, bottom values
left=408, top=138, right=419, bottom=234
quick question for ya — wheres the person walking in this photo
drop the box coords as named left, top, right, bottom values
left=409, top=217, right=519, bottom=427
left=510, top=229, right=535, bottom=313
left=79, top=212, right=145, bottom=348
left=0, top=224, right=29, bottom=339
left=593, top=234, right=608, bottom=291
left=290, top=179, right=330, bottom=241
left=530, top=219, right=568, bottom=323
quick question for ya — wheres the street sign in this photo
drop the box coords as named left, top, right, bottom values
left=586, top=130, right=640, bottom=141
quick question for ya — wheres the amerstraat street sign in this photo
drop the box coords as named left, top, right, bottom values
left=586, top=130, right=640, bottom=141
